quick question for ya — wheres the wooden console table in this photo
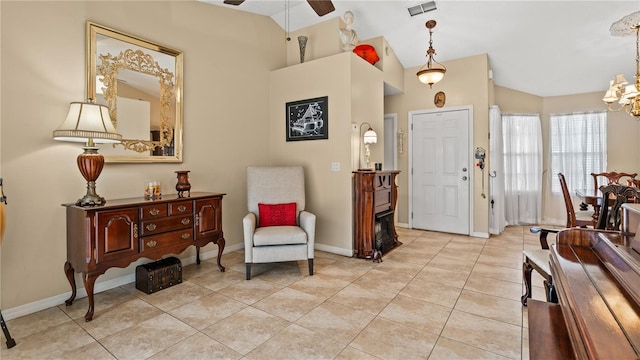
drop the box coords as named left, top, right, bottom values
left=63, top=192, right=225, bottom=321
left=353, top=170, right=400, bottom=259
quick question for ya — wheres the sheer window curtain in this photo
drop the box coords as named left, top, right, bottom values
left=503, top=113, right=543, bottom=225
left=489, top=106, right=506, bottom=234
left=545, top=111, right=607, bottom=224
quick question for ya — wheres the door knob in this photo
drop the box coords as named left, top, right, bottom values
left=462, top=176, right=468, bottom=181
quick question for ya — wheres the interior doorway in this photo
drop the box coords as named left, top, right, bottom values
left=409, top=107, right=472, bottom=235
left=383, top=113, right=397, bottom=170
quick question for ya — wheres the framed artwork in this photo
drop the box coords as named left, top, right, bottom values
left=286, top=96, right=328, bottom=141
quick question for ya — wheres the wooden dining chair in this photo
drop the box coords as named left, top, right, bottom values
left=591, top=171, right=637, bottom=194
left=597, top=184, right=640, bottom=230
left=559, top=173, right=594, bottom=228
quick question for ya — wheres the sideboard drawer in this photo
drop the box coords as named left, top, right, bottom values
left=140, top=214, right=193, bottom=236
left=170, top=201, right=193, bottom=215
left=140, top=228, right=194, bottom=252
left=140, top=204, right=168, bottom=219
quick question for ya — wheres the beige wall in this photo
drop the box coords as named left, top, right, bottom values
left=270, top=52, right=383, bottom=253
left=385, top=54, right=491, bottom=236
left=1, top=1, right=284, bottom=310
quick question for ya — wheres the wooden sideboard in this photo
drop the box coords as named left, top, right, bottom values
left=63, top=192, right=225, bottom=321
left=352, top=170, right=400, bottom=259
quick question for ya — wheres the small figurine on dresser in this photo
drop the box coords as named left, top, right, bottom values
left=339, top=11, right=358, bottom=52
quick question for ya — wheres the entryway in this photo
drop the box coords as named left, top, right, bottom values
left=409, top=107, right=472, bottom=235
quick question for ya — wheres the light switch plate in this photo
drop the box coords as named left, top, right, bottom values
left=331, top=162, right=340, bottom=171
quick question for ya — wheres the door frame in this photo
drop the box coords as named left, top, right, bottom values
left=383, top=113, right=398, bottom=171
left=408, top=105, right=474, bottom=234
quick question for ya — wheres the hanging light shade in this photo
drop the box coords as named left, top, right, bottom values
left=417, top=20, right=446, bottom=88
left=603, top=11, right=640, bottom=118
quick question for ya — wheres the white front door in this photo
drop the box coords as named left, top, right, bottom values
left=411, top=108, right=471, bottom=234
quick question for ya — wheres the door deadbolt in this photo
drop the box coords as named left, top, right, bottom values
left=462, top=168, right=467, bottom=172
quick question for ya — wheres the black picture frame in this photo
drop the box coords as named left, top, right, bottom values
left=286, top=96, right=328, bottom=141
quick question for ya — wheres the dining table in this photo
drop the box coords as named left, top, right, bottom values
left=575, top=188, right=602, bottom=222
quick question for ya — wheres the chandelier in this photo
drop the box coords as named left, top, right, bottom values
left=417, top=20, right=446, bottom=88
left=603, top=12, right=640, bottom=117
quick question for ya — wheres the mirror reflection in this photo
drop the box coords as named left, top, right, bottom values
left=86, top=22, right=183, bottom=163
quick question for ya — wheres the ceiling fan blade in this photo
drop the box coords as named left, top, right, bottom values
left=307, top=0, right=335, bottom=16
left=223, top=0, right=245, bottom=5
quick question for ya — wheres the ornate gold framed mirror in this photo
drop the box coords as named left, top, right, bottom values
left=86, top=22, right=183, bottom=163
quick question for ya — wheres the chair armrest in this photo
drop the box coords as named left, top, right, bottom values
left=299, top=210, right=316, bottom=258
left=530, top=227, right=560, bottom=250
left=243, top=213, right=257, bottom=263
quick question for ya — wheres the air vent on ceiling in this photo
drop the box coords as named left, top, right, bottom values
left=408, top=1, right=437, bottom=17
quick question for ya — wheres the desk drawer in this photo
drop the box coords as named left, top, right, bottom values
left=140, top=215, right=193, bottom=236
left=140, top=228, right=193, bottom=252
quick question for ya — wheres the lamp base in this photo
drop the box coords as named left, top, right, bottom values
left=76, top=181, right=106, bottom=206
left=76, top=147, right=106, bottom=207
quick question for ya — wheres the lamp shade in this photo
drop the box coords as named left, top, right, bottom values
left=417, top=67, right=446, bottom=86
left=363, top=128, right=377, bottom=144
left=53, top=102, right=122, bottom=144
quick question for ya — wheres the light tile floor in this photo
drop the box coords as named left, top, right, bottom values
left=1, top=226, right=551, bottom=359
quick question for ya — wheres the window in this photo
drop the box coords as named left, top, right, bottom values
left=550, top=111, right=607, bottom=194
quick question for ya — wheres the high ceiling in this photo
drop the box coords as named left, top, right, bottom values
left=202, top=0, right=640, bottom=97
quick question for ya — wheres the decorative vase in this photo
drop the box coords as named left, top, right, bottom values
left=175, top=170, right=191, bottom=198
left=298, top=36, right=308, bottom=63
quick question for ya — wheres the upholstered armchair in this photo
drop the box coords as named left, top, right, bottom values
left=242, top=166, right=315, bottom=280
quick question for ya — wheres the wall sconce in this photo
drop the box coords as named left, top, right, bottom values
left=53, top=100, right=122, bottom=206
left=359, top=122, right=377, bottom=170
left=416, top=20, right=446, bottom=88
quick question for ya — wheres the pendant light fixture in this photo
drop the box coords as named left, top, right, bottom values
left=416, top=20, right=446, bottom=88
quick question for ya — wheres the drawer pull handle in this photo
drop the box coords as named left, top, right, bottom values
left=181, top=233, right=191, bottom=239
left=181, top=218, right=191, bottom=225
left=146, top=240, right=158, bottom=248
left=133, top=224, right=138, bottom=239
left=149, top=208, right=160, bottom=216
left=177, top=205, right=187, bottom=212
left=146, top=223, right=157, bottom=231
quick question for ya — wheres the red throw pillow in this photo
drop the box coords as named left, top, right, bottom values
left=258, top=202, right=297, bottom=227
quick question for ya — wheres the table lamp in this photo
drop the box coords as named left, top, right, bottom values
left=360, top=122, right=377, bottom=170
left=53, top=100, right=122, bottom=206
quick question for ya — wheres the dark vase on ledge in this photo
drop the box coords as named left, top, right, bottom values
left=175, top=170, right=191, bottom=198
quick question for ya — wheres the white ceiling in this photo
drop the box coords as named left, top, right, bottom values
left=202, top=0, right=640, bottom=97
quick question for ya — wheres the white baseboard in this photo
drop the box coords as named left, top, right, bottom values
left=2, top=243, right=244, bottom=321
left=396, top=222, right=409, bottom=228
left=314, top=243, right=353, bottom=257
left=471, top=231, right=490, bottom=239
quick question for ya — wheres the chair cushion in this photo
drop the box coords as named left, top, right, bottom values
left=253, top=226, right=308, bottom=246
left=523, top=249, right=551, bottom=275
left=258, top=202, right=297, bottom=227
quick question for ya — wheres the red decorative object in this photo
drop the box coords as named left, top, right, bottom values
left=258, top=202, right=297, bottom=227
left=353, top=44, right=380, bottom=65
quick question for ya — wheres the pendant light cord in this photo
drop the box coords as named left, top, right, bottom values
left=285, top=0, right=291, bottom=41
